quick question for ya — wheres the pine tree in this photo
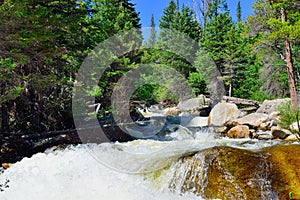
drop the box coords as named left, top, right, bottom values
left=159, top=0, right=177, bottom=40
left=158, top=3, right=201, bottom=78
left=198, top=0, right=248, bottom=96
left=237, top=0, right=242, bottom=22
left=88, top=0, right=142, bottom=109
left=148, top=14, right=156, bottom=48
left=0, top=0, right=87, bottom=132
left=247, top=0, right=300, bottom=105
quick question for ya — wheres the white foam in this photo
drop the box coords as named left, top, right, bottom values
left=0, top=144, right=200, bottom=200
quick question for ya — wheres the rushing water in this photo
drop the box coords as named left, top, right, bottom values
left=0, top=128, right=286, bottom=200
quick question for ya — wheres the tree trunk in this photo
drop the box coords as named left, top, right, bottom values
left=280, top=8, right=298, bottom=109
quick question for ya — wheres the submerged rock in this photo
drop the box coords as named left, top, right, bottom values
left=167, top=145, right=300, bottom=200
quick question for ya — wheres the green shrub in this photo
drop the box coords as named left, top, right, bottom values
left=278, top=102, right=300, bottom=134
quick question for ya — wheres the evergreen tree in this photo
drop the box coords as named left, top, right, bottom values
left=89, top=0, right=142, bottom=110
left=159, top=0, right=177, bottom=40
left=237, top=0, right=242, bottom=22
left=247, top=0, right=300, bottom=105
left=148, top=14, right=156, bottom=48
left=197, top=0, right=250, bottom=97
left=0, top=0, right=87, bottom=132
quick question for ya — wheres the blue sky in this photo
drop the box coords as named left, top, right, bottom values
left=132, top=0, right=255, bottom=27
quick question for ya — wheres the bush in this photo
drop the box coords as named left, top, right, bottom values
left=278, top=102, right=300, bottom=134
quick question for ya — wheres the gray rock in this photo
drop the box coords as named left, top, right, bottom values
left=290, top=121, right=300, bottom=131
left=256, top=99, right=290, bottom=114
left=258, top=134, right=273, bottom=140
left=177, top=96, right=210, bottom=111
left=232, top=113, right=269, bottom=128
left=185, top=116, right=208, bottom=127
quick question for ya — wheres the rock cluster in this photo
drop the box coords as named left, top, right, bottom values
left=208, top=98, right=299, bottom=141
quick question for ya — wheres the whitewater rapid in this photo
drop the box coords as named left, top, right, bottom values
left=0, top=130, right=283, bottom=200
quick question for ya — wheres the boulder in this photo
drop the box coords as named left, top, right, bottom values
left=257, top=134, right=273, bottom=140
left=227, top=125, right=250, bottom=138
left=290, top=121, right=300, bottom=132
left=271, top=126, right=292, bottom=139
left=177, top=98, right=204, bottom=111
left=268, top=111, right=280, bottom=121
left=256, top=98, right=290, bottom=114
left=166, top=145, right=300, bottom=200
left=285, top=134, right=299, bottom=141
left=231, top=113, right=268, bottom=128
left=259, top=122, right=269, bottom=131
left=208, top=103, right=241, bottom=126
left=185, top=116, right=208, bottom=127
left=163, top=107, right=182, bottom=116
left=1, top=163, right=10, bottom=169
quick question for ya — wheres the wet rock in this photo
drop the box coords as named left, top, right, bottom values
left=214, top=126, right=228, bottom=134
left=271, top=126, right=291, bottom=139
left=259, top=122, right=269, bottom=131
left=257, top=98, right=290, bottom=114
left=208, top=103, right=241, bottom=126
left=285, top=134, right=299, bottom=141
left=227, top=125, right=250, bottom=138
left=224, top=120, right=239, bottom=129
left=257, top=134, right=273, bottom=140
left=249, top=129, right=258, bottom=139
left=264, top=145, right=300, bottom=200
left=171, top=145, right=300, bottom=200
left=1, top=163, right=10, bottom=169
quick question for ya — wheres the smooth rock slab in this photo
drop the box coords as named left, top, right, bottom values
left=208, top=103, right=241, bottom=126
left=231, top=113, right=269, bottom=128
left=171, top=145, right=300, bottom=200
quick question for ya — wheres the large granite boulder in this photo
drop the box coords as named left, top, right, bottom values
left=231, top=113, right=269, bottom=129
left=256, top=98, right=290, bottom=114
left=183, top=116, right=208, bottom=127
left=208, top=103, right=241, bottom=126
left=177, top=95, right=210, bottom=111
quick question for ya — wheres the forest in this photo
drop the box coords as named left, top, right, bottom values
left=0, top=0, right=299, bottom=134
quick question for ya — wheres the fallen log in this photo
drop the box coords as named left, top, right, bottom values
left=222, top=96, right=260, bottom=107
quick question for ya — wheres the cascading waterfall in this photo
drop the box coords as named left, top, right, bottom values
left=0, top=128, right=292, bottom=200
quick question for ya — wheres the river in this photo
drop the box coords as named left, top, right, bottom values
left=0, top=128, right=284, bottom=200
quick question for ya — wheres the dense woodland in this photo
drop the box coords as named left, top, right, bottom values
left=0, top=0, right=299, bottom=134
